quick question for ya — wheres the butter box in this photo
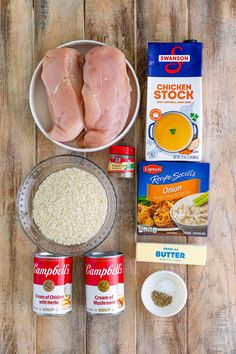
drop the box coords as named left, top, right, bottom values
left=136, top=242, right=207, bottom=265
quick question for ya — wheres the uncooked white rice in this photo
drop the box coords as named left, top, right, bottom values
left=32, top=168, right=108, bottom=245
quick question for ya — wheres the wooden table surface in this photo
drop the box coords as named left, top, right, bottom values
left=1, top=0, right=236, bottom=353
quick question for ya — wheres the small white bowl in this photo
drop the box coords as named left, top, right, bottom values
left=29, top=40, right=141, bottom=153
left=141, top=270, right=187, bottom=317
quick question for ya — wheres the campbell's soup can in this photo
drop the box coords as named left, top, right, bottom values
left=33, top=252, right=73, bottom=316
left=85, top=252, right=125, bottom=315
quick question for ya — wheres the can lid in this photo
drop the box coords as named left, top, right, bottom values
left=85, top=251, right=123, bottom=258
left=34, top=252, right=72, bottom=259
left=109, top=145, right=135, bottom=156
left=183, top=39, right=198, bottom=43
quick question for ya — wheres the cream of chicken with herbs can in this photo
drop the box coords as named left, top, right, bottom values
left=33, top=252, right=73, bottom=316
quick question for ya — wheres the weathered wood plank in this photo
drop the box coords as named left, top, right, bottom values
left=84, top=1, right=136, bottom=354
left=136, top=1, right=188, bottom=353
left=34, top=1, right=86, bottom=354
left=0, top=0, right=36, bottom=353
left=187, top=1, right=236, bottom=352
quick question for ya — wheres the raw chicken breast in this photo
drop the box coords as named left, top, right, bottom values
left=42, top=48, right=84, bottom=142
left=81, top=46, right=131, bottom=147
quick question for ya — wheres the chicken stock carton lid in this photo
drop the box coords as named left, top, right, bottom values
left=148, top=41, right=203, bottom=78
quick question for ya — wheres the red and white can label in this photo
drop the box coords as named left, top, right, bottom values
left=33, top=256, right=73, bottom=315
left=85, top=255, right=125, bottom=315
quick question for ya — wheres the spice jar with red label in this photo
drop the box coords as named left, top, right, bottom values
left=108, top=146, right=135, bottom=178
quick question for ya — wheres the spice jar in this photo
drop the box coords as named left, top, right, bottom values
left=108, top=146, right=135, bottom=178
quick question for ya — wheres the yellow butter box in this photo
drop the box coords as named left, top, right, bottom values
left=136, top=242, right=207, bottom=265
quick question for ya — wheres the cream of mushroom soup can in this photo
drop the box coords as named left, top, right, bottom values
left=85, top=252, right=125, bottom=315
left=33, top=252, right=73, bottom=316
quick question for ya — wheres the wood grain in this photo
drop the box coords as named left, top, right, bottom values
left=84, top=1, right=136, bottom=354
left=136, top=1, right=188, bottom=353
left=187, top=1, right=236, bottom=353
left=0, top=0, right=36, bottom=353
left=34, top=1, right=86, bottom=354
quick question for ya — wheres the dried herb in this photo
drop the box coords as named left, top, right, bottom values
left=190, top=112, right=199, bottom=122
left=151, top=290, right=172, bottom=307
left=169, top=128, right=176, bottom=135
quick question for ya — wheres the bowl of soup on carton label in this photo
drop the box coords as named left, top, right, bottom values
left=149, top=111, right=198, bottom=153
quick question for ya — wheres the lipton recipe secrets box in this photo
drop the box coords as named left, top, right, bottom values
left=137, top=161, right=210, bottom=237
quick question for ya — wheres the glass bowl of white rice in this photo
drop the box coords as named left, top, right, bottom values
left=16, top=155, right=117, bottom=256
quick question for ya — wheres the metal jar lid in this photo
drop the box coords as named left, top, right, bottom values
left=85, top=251, right=123, bottom=258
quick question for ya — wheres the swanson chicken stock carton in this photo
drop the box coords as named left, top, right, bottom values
left=137, top=161, right=210, bottom=237
left=146, top=41, right=203, bottom=161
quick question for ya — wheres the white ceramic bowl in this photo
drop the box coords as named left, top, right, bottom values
left=170, top=193, right=208, bottom=235
left=141, top=270, right=187, bottom=317
left=29, top=40, right=141, bottom=153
